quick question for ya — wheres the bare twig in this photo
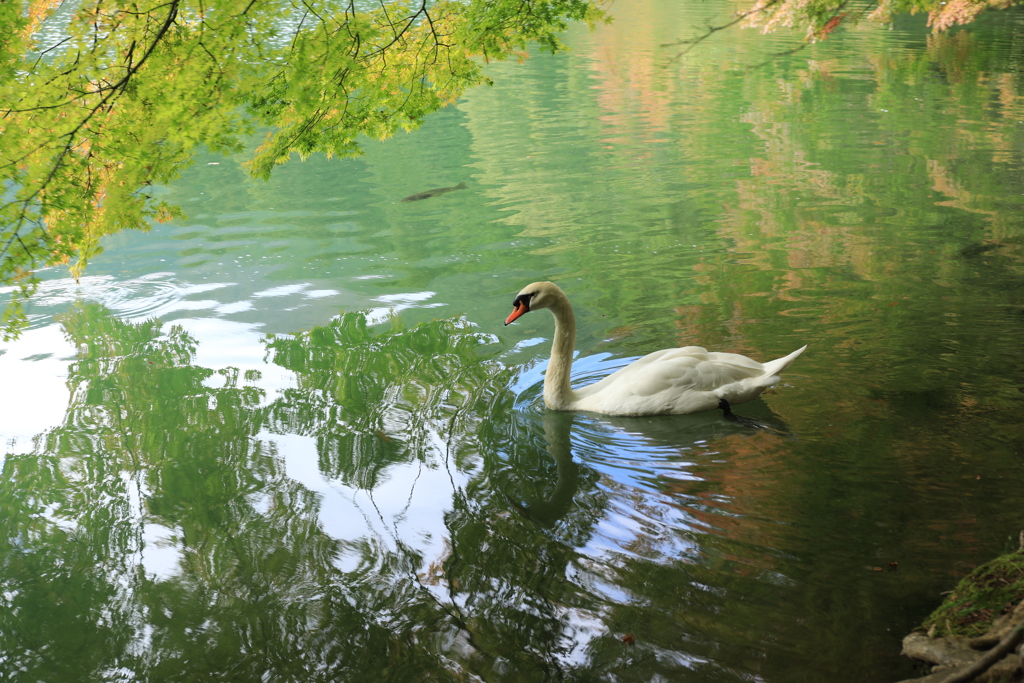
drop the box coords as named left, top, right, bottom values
left=664, top=0, right=875, bottom=70
left=663, top=0, right=783, bottom=62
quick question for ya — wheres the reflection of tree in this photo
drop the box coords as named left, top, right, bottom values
left=8, top=302, right=848, bottom=679
left=3, top=292, right=1014, bottom=681
left=265, top=315, right=611, bottom=676
left=435, top=415, right=608, bottom=677
left=0, top=305, right=242, bottom=677
left=458, top=2, right=1024, bottom=362
left=1, top=305, right=501, bottom=679
left=0, top=305, right=601, bottom=678
left=265, top=311, right=517, bottom=489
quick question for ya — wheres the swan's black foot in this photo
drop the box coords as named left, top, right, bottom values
left=718, top=399, right=782, bottom=433
left=718, top=398, right=735, bottom=419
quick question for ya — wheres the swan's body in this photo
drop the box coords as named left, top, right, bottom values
left=505, top=281, right=806, bottom=417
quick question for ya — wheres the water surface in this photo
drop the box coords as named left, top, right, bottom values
left=2, top=1, right=1024, bottom=680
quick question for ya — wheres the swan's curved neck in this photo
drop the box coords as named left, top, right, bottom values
left=544, top=295, right=577, bottom=410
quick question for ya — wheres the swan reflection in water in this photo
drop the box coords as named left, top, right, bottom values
left=509, top=400, right=792, bottom=529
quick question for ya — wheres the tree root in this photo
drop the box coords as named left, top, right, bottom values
left=897, top=599, right=1024, bottom=683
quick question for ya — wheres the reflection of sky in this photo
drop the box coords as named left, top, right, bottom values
left=0, top=270, right=453, bottom=451
left=505, top=349, right=773, bottom=662
left=0, top=276, right=755, bottom=589
left=271, top=431, right=466, bottom=576
left=509, top=348, right=747, bottom=565
left=141, top=523, right=183, bottom=582
left=0, top=324, right=74, bottom=455
left=0, top=264, right=784, bottom=673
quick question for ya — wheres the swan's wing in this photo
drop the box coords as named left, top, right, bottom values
left=570, top=345, right=804, bottom=416
left=577, top=346, right=764, bottom=399
left=639, top=349, right=765, bottom=394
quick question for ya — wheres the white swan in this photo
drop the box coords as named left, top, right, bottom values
left=504, top=281, right=806, bottom=417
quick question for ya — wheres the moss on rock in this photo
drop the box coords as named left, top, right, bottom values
left=921, top=545, right=1024, bottom=639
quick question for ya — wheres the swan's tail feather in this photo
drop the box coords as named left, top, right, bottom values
left=761, top=345, right=807, bottom=377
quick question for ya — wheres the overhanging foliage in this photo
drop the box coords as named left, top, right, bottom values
left=0, top=0, right=604, bottom=337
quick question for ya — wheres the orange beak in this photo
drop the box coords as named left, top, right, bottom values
left=505, top=302, right=528, bottom=326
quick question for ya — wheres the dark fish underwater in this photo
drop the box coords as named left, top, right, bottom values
left=400, top=182, right=467, bottom=202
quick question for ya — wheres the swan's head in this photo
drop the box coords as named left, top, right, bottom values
left=504, top=281, right=564, bottom=325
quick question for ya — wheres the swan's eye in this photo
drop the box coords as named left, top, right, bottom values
left=512, top=292, right=533, bottom=311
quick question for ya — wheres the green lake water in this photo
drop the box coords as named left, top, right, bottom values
left=2, top=1, right=1024, bottom=679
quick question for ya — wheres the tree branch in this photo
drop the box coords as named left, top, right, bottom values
left=662, top=0, right=784, bottom=62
